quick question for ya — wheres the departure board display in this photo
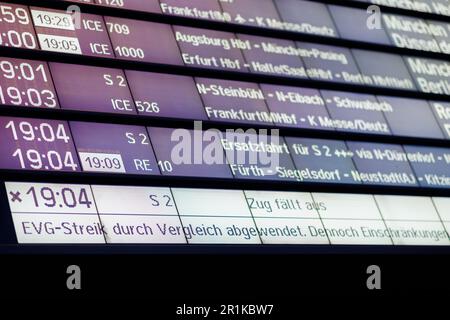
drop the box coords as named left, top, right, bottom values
left=0, top=0, right=449, bottom=251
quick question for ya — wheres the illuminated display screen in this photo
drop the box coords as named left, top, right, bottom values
left=5, top=181, right=450, bottom=244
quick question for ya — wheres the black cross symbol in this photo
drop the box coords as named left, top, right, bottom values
left=9, top=191, right=22, bottom=203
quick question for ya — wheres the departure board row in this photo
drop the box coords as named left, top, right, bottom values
left=3, top=2, right=450, bottom=95
left=5, top=181, right=450, bottom=245
left=1, top=57, right=449, bottom=140
left=0, top=116, right=448, bottom=188
left=56, top=0, right=450, bottom=53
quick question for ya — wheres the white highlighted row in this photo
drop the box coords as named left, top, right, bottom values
left=5, top=182, right=450, bottom=246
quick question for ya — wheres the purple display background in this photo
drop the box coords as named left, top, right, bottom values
left=147, top=126, right=232, bottom=178
left=50, top=62, right=136, bottom=114
left=286, top=137, right=359, bottom=184
left=0, top=58, right=59, bottom=109
left=105, top=17, right=182, bottom=65
left=0, top=3, right=38, bottom=49
left=377, top=96, right=444, bottom=139
left=70, top=122, right=159, bottom=175
left=0, top=117, right=80, bottom=171
left=347, top=142, right=418, bottom=186
left=261, top=84, right=332, bottom=130
left=321, top=90, right=391, bottom=135
left=126, top=70, right=206, bottom=120
left=94, top=0, right=161, bottom=13
left=237, top=34, right=307, bottom=78
left=174, top=26, right=248, bottom=72
left=195, top=77, right=272, bottom=125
